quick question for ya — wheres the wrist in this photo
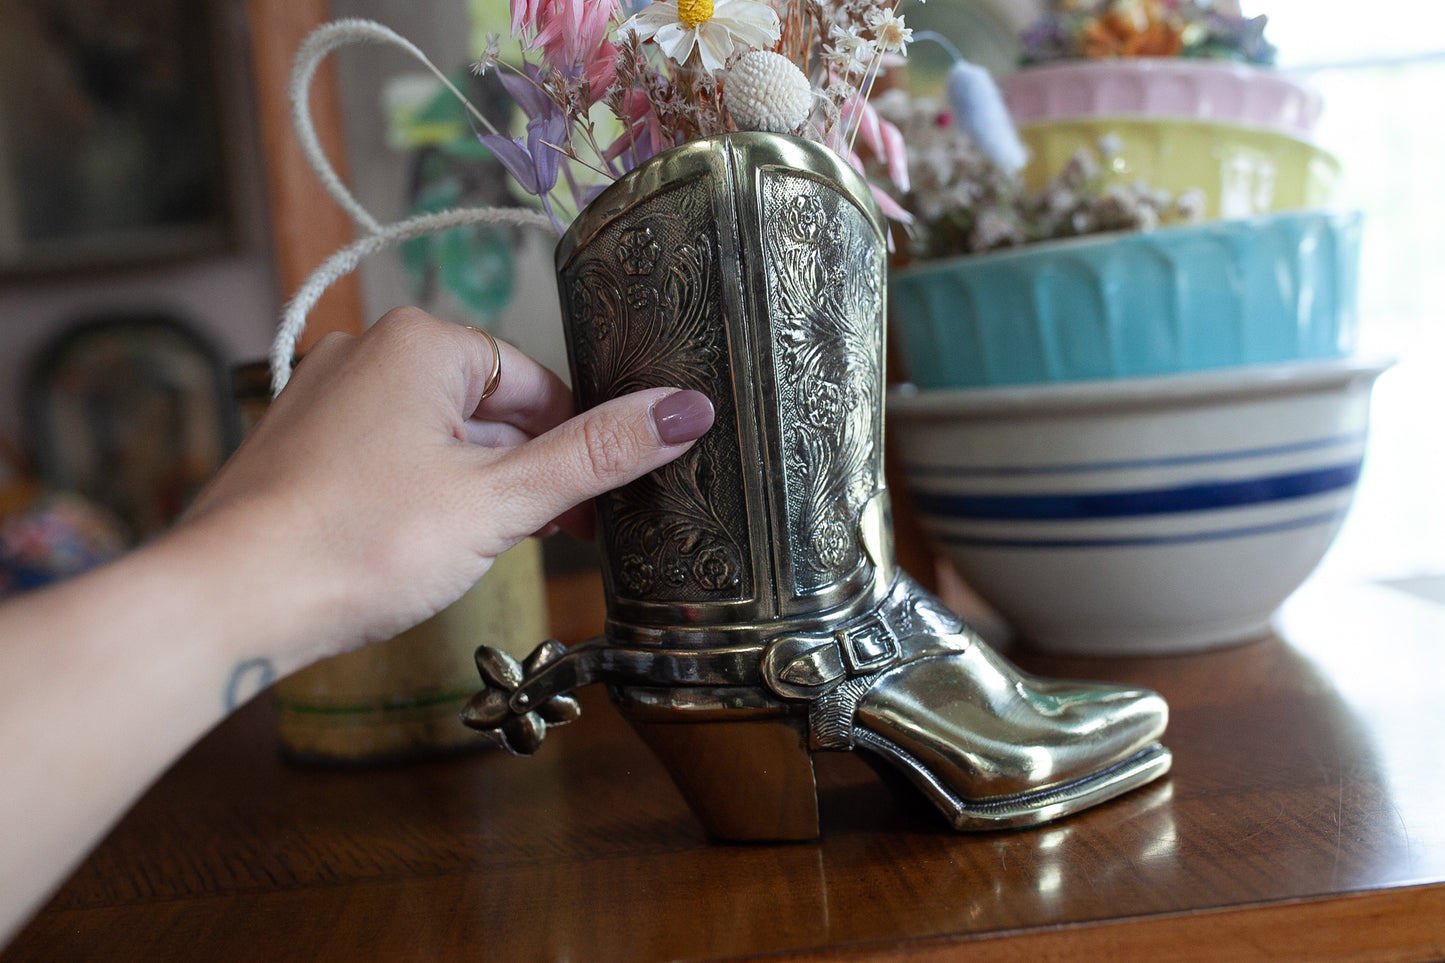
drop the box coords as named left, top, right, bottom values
left=155, top=498, right=351, bottom=682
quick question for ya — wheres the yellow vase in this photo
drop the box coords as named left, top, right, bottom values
left=273, top=537, right=548, bottom=764
left=232, top=360, right=549, bottom=764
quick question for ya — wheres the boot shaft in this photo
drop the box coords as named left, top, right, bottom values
left=556, top=133, right=892, bottom=645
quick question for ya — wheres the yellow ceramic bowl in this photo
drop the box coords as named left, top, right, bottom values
left=1018, top=117, right=1341, bottom=220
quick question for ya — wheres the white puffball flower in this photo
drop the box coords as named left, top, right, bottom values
left=724, top=50, right=814, bottom=134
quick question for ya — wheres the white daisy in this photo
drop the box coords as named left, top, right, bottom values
left=822, top=30, right=876, bottom=76
left=867, top=9, right=912, bottom=55
left=619, top=0, right=781, bottom=71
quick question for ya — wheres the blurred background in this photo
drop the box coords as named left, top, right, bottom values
left=0, top=0, right=1439, bottom=597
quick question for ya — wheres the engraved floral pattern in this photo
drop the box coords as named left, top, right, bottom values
left=558, top=153, right=884, bottom=609
left=812, top=516, right=852, bottom=571
left=763, top=172, right=885, bottom=592
left=799, top=374, right=846, bottom=430
left=621, top=554, right=656, bottom=595
left=626, top=282, right=653, bottom=310
left=787, top=193, right=826, bottom=242
left=561, top=181, right=751, bottom=605
left=692, top=544, right=741, bottom=591
left=616, top=227, right=662, bottom=275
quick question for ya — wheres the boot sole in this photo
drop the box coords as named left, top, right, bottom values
left=854, top=730, right=1173, bottom=830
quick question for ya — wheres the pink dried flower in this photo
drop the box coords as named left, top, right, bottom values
left=530, top=0, right=620, bottom=68
left=512, top=0, right=546, bottom=38
left=585, top=40, right=620, bottom=104
left=846, top=95, right=909, bottom=194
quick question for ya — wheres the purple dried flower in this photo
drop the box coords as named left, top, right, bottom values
left=1020, top=19, right=1077, bottom=65
left=475, top=61, right=567, bottom=231
left=1199, top=12, right=1276, bottom=65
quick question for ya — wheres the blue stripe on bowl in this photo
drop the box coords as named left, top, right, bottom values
left=900, top=432, right=1367, bottom=479
left=910, top=460, right=1362, bottom=521
left=934, top=508, right=1350, bottom=549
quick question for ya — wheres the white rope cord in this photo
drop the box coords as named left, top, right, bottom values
left=288, top=18, right=504, bottom=235
left=269, top=206, right=554, bottom=396
left=273, top=17, right=556, bottom=396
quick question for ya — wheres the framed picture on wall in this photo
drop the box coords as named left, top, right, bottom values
left=23, top=312, right=242, bottom=540
left=0, top=0, right=234, bottom=276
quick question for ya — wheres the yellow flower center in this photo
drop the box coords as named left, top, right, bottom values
left=677, top=0, right=714, bottom=28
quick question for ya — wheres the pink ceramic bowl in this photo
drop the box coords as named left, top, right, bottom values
left=998, top=59, right=1323, bottom=138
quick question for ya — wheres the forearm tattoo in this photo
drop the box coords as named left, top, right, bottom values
left=224, top=658, right=277, bottom=712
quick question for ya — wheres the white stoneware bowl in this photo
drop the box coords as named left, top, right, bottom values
left=888, top=357, right=1391, bottom=655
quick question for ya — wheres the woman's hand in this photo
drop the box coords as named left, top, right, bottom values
left=185, top=306, right=714, bottom=667
left=0, top=307, right=713, bottom=946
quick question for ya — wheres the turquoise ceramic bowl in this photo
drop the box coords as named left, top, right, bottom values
left=889, top=210, right=1361, bottom=390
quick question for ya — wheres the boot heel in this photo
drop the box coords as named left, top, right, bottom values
left=624, top=715, right=820, bottom=842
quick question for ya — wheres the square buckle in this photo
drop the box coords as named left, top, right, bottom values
left=837, top=617, right=897, bottom=674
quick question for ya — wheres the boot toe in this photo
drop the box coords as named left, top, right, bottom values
left=854, top=644, right=1169, bottom=810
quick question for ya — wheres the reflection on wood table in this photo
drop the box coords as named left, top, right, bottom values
left=4, top=576, right=1444, bottom=961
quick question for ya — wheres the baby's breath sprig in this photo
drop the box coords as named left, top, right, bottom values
left=873, top=92, right=1205, bottom=261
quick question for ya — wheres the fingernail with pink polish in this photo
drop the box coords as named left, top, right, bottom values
left=651, top=390, right=715, bottom=446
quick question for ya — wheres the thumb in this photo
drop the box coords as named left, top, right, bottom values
left=484, top=387, right=715, bottom=539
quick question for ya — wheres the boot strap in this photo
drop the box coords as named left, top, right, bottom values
left=757, top=612, right=901, bottom=701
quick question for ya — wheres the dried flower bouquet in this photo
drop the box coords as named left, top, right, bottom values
left=272, top=0, right=928, bottom=387
left=407, top=0, right=924, bottom=232
left=274, top=0, right=1211, bottom=386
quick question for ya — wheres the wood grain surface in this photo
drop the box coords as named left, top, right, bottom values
left=5, top=576, right=1444, bottom=961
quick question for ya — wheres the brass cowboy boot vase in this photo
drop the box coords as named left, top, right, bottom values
left=463, top=132, right=1172, bottom=840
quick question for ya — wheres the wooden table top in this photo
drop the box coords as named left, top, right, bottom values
left=6, top=574, right=1445, bottom=962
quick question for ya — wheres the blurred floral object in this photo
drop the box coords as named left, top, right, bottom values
left=0, top=490, right=128, bottom=599
left=1021, top=0, right=1276, bottom=66
left=0, top=434, right=125, bottom=600
left=874, top=88, right=1204, bottom=261
left=385, top=69, right=519, bottom=323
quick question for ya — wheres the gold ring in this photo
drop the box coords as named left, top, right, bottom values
left=469, top=325, right=503, bottom=400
